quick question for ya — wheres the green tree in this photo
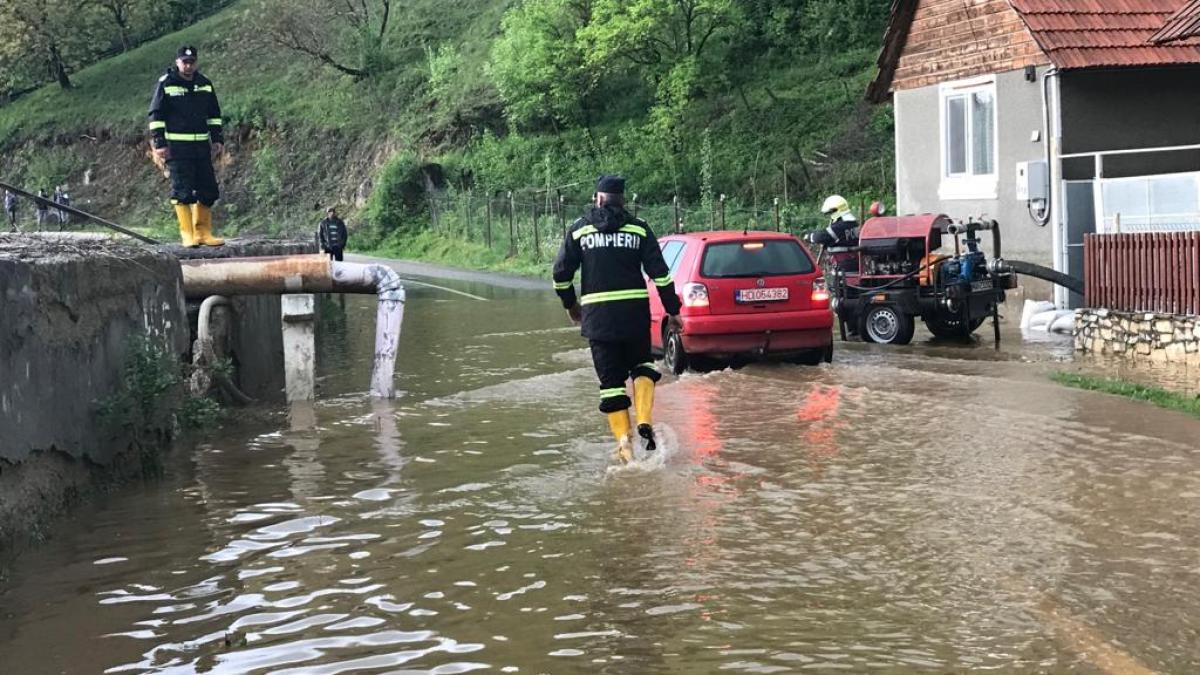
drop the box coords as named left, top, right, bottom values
left=579, top=0, right=740, bottom=143
left=489, top=0, right=602, bottom=138
left=1, top=0, right=103, bottom=90
left=257, top=0, right=394, bottom=79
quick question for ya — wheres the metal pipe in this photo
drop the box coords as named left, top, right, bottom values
left=191, top=294, right=254, bottom=404
left=197, top=295, right=231, bottom=344
left=1036, top=67, right=1060, bottom=227
left=332, top=261, right=406, bottom=399
left=180, top=254, right=406, bottom=399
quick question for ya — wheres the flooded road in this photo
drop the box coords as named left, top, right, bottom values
left=3, top=260, right=1200, bottom=674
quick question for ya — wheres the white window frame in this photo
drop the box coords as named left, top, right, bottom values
left=938, top=75, right=999, bottom=201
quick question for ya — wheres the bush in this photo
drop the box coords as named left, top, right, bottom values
left=361, top=151, right=429, bottom=242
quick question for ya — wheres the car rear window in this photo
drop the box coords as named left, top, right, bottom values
left=700, top=240, right=814, bottom=278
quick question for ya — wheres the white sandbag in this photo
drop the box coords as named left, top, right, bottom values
left=1021, top=300, right=1056, bottom=330
left=1049, top=311, right=1077, bottom=334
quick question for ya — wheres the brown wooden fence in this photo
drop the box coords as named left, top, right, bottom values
left=1085, top=232, right=1200, bottom=315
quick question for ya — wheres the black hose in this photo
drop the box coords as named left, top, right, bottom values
left=1003, top=260, right=1083, bottom=295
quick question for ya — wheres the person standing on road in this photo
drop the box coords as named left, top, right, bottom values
left=552, top=176, right=683, bottom=464
left=54, top=185, right=71, bottom=227
left=148, top=45, right=225, bottom=247
left=317, top=206, right=349, bottom=261
left=4, top=190, right=18, bottom=231
left=34, top=189, right=50, bottom=229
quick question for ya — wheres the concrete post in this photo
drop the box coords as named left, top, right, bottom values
left=281, top=294, right=316, bottom=402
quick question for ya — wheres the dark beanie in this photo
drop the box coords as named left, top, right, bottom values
left=596, top=175, right=625, bottom=194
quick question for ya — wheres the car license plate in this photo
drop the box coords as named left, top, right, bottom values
left=737, top=287, right=789, bottom=303
left=971, top=279, right=993, bottom=292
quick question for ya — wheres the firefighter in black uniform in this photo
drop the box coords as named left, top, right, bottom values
left=553, top=176, right=683, bottom=463
left=148, top=45, right=225, bottom=247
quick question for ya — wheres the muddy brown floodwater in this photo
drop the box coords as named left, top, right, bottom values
left=3, top=259, right=1200, bottom=674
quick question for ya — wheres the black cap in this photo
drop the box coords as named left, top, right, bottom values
left=596, top=175, right=625, bottom=194
left=177, top=45, right=198, bottom=61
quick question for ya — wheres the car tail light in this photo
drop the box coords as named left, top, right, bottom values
left=682, top=282, right=709, bottom=307
left=811, top=277, right=830, bottom=304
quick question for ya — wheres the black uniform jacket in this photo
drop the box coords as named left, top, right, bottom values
left=148, top=68, right=223, bottom=159
left=319, top=217, right=348, bottom=250
left=553, top=205, right=682, bottom=342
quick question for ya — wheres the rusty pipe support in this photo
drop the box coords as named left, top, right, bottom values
left=179, top=255, right=406, bottom=399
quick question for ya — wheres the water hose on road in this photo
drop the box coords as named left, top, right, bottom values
left=179, top=254, right=406, bottom=398
left=1002, top=260, right=1084, bottom=296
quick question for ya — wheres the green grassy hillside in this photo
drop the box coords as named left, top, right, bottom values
left=0, top=0, right=893, bottom=255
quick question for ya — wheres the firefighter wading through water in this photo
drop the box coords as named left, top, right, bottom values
left=553, top=176, right=683, bottom=464
left=149, top=45, right=225, bottom=247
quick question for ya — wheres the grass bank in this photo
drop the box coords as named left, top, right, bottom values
left=1051, top=372, right=1200, bottom=420
left=357, top=231, right=549, bottom=279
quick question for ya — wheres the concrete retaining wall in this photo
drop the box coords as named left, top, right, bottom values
left=0, top=235, right=189, bottom=557
left=1, top=235, right=316, bottom=560
left=1075, top=308, right=1200, bottom=365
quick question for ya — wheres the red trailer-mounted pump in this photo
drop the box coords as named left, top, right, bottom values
left=824, top=214, right=1018, bottom=345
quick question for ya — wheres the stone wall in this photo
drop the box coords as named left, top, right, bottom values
left=1075, top=308, right=1200, bottom=364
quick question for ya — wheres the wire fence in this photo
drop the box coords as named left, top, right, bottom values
left=424, top=191, right=837, bottom=262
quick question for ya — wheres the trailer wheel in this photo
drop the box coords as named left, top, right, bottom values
left=925, top=315, right=986, bottom=340
left=859, top=305, right=915, bottom=345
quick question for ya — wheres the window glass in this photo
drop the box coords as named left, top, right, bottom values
left=946, top=96, right=967, bottom=175
left=971, top=90, right=995, bottom=175
left=700, top=240, right=814, bottom=278
left=667, top=242, right=688, bottom=274
left=659, top=240, right=684, bottom=273
left=1150, top=175, right=1200, bottom=228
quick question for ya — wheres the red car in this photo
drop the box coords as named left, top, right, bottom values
left=649, top=231, right=834, bottom=373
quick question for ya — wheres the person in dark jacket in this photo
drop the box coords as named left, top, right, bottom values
left=4, top=190, right=17, bottom=231
left=552, top=176, right=683, bottom=463
left=317, top=206, right=349, bottom=261
left=148, top=45, right=225, bottom=247
left=34, top=189, right=50, bottom=229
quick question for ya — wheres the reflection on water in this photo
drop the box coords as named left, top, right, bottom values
left=2, top=277, right=1200, bottom=673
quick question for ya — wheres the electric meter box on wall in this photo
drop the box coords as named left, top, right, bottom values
left=1015, top=160, right=1049, bottom=202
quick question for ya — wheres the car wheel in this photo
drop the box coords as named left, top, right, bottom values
left=859, top=305, right=915, bottom=345
left=664, top=330, right=689, bottom=375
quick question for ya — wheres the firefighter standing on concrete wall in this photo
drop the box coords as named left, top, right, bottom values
left=553, top=176, right=683, bottom=464
left=148, top=45, right=225, bottom=247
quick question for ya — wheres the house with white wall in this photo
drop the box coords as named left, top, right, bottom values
left=869, top=0, right=1200, bottom=306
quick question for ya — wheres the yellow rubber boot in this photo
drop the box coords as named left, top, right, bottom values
left=606, top=410, right=633, bottom=464
left=633, top=377, right=657, bottom=451
left=193, top=203, right=224, bottom=246
left=174, top=203, right=197, bottom=247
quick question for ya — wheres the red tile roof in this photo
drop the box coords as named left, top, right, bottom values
left=1010, top=0, right=1200, bottom=68
left=1151, top=0, right=1200, bottom=43
left=869, top=0, right=1200, bottom=101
